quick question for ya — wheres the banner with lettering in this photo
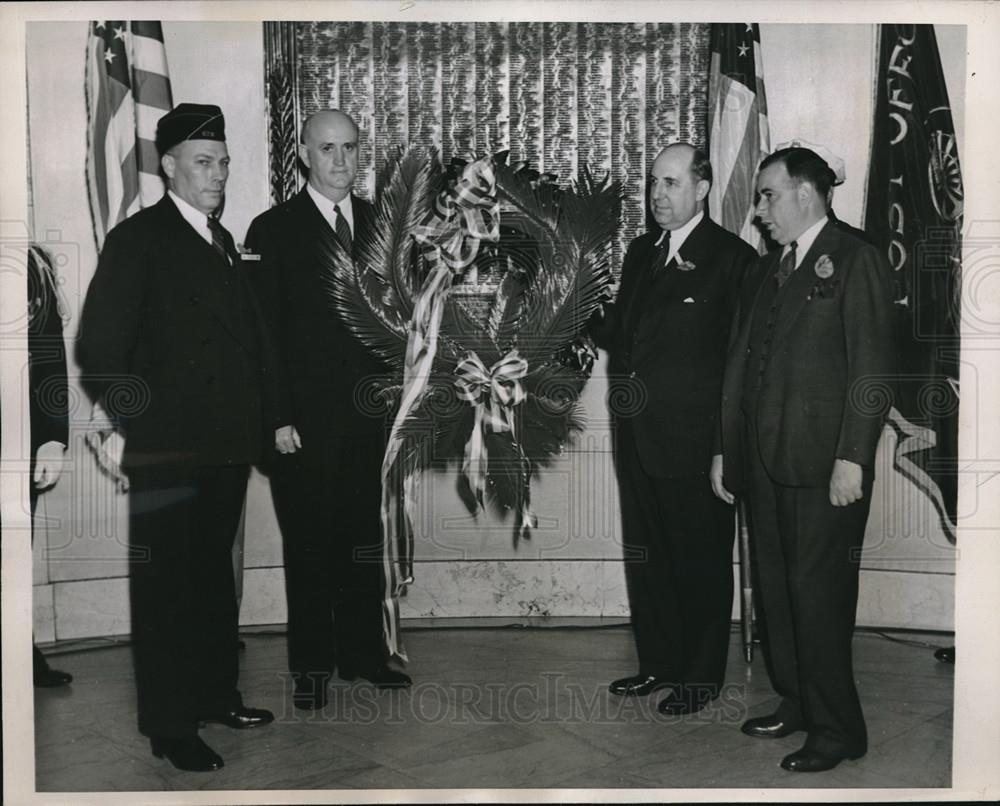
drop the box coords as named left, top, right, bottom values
left=864, top=24, right=963, bottom=543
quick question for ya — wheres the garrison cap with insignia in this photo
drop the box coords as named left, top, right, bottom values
left=155, top=103, right=226, bottom=154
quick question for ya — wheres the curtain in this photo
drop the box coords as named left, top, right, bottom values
left=265, top=21, right=710, bottom=272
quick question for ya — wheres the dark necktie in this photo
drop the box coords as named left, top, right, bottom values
left=207, top=215, right=231, bottom=265
left=335, top=204, right=352, bottom=253
left=651, top=229, right=670, bottom=274
left=775, top=240, right=797, bottom=287
left=626, top=231, right=670, bottom=328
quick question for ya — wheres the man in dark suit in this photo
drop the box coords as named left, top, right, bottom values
left=244, top=109, right=410, bottom=712
left=712, top=147, right=894, bottom=772
left=27, top=244, right=73, bottom=688
left=602, top=143, right=756, bottom=714
left=79, top=104, right=277, bottom=772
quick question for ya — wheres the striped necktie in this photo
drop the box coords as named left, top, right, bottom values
left=335, top=204, right=352, bottom=253
left=207, top=215, right=231, bottom=265
left=775, top=240, right=797, bottom=287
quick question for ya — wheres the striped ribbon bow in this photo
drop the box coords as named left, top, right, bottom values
left=454, top=350, right=529, bottom=509
left=412, top=156, right=499, bottom=272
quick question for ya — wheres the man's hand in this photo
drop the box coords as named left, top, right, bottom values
left=710, top=453, right=734, bottom=505
left=275, top=425, right=302, bottom=454
left=829, top=458, right=863, bottom=507
left=33, top=441, right=66, bottom=490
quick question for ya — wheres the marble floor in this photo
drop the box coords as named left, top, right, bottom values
left=31, top=623, right=953, bottom=796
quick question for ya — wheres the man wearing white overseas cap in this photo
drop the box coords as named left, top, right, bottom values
left=714, top=146, right=895, bottom=772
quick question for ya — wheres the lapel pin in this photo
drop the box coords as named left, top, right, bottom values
left=814, top=254, right=834, bottom=279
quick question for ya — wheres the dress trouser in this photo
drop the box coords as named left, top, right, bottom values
left=128, top=464, right=248, bottom=739
left=616, top=420, right=735, bottom=693
left=744, top=417, right=871, bottom=757
left=272, top=430, right=386, bottom=682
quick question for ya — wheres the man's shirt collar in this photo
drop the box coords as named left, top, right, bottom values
left=168, top=190, right=213, bottom=245
left=306, top=183, right=354, bottom=236
left=654, top=209, right=704, bottom=264
left=784, top=216, right=829, bottom=269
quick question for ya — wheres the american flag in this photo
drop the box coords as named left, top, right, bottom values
left=707, top=23, right=770, bottom=248
left=85, top=21, right=172, bottom=249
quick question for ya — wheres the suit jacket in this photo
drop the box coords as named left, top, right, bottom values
left=243, top=189, right=388, bottom=440
left=78, top=195, right=278, bottom=470
left=28, top=248, right=69, bottom=452
left=719, top=219, right=894, bottom=492
left=605, top=214, right=756, bottom=478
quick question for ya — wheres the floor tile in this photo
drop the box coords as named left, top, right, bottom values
left=31, top=625, right=953, bottom=793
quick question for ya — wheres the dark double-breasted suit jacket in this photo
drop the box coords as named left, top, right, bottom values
left=78, top=193, right=279, bottom=739
left=244, top=189, right=391, bottom=676
left=718, top=218, right=894, bottom=757
left=600, top=213, right=755, bottom=688
left=79, top=194, right=279, bottom=470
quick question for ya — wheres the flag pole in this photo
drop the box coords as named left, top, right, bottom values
left=737, top=498, right=754, bottom=663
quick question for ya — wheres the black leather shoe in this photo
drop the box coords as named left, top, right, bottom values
left=339, top=664, right=412, bottom=689
left=657, top=686, right=715, bottom=715
left=741, top=714, right=804, bottom=739
left=151, top=735, right=223, bottom=772
left=780, top=747, right=863, bottom=772
left=609, top=674, right=675, bottom=697
left=33, top=666, right=73, bottom=688
left=199, top=705, right=274, bottom=729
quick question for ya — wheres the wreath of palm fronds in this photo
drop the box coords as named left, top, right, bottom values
left=321, top=147, right=620, bottom=530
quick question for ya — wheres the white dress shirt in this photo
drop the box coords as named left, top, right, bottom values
left=654, top=209, right=704, bottom=265
left=306, top=183, right=354, bottom=237
left=168, top=190, right=214, bottom=245
left=784, top=215, right=829, bottom=270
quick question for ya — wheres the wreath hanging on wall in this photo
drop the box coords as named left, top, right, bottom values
left=320, top=147, right=620, bottom=659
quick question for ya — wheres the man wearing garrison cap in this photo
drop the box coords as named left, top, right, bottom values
left=80, top=103, right=280, bottom=772
left=713, top=146, right=895, bottom=772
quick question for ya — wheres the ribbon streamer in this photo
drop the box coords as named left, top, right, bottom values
left=379, top=156, right=500, bottom=662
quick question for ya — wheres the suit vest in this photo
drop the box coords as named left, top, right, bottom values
left=741, top=267, right=796, bottom=418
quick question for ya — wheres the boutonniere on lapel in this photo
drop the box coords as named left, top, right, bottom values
left=676, top=256, right=697, bottom=272
left=807, top=254, right=838, bottom=299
